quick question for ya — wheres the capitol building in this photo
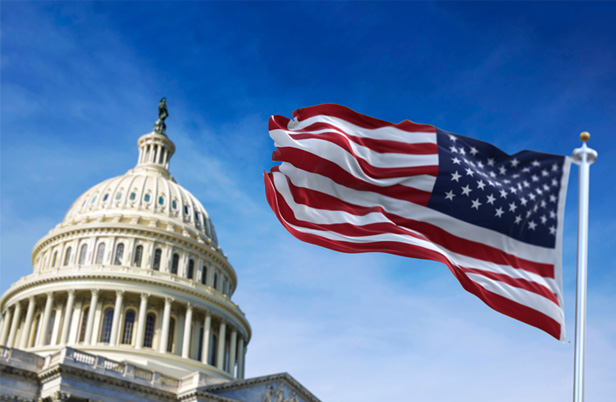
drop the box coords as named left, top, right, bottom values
left=0, top=102, right=320, bottom=402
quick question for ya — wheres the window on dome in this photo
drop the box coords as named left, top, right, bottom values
left=30, top=314, right=41, bottom=347
left=143, top=313, right=156, bottom=348
left=121, top=310, right=135, bottom=345
left=115, top=192, right=122, bottom=201
left=114, top=243, right=124, bottom=265
left=213, top=272, right=218, bottom=290
left=187, top=259, right=194, bottom=279
left=81, top=199, right=87, bottom=208
left=103, top=193, right=109, bottom=202
left=144, top=193, right=151, bottom=203
left=63, top=247, right=72, bottom=266
left=129, top=192, right=136, bottom=201
left=194, top=212, right=200, bottom=227
left=99, top=308, right=114, bottom=343
left=171, top=253, right=179, bottom=275
left=96, top=243, right=106, bottom=264
left=133, top=245, right=143, bottom=267
left=167, top=317, right=176, bottom=353
left=51, top=251, right=58, bottom=268
left=45, top=310, right=56, bottom=345
left=79, top=244, right=88, bottom=265
left=153, top=248, right=162, bottom=271
left=91, top=195, right=97, bottom=204
left=172, top=200, right=177, bottom=209
left=159, top=196, right=165, bottom=206
left=184, top=206, right=189, bottom=215
left=78, top=307, right=89, bottom=343
left=201, top=266, right=207, bottom=285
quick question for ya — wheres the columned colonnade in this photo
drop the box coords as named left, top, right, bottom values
left=0, top=288, right=247, bottom=379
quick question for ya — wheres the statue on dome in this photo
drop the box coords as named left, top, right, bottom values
left=154, top=97, right=168, bottom=135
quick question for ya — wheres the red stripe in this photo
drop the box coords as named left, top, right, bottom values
left=280, top=121, right=438, bottom=155
left=458, top=267, right=559, bottom=305
left=273, top=148, right=434, bottom=206
left=271, top=168, right=554, bottom=278
left=289, top=104, right=436, bottom=133
left=265, top=172, right=562, bottom=340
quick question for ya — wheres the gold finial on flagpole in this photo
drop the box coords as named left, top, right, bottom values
left=580, top=131, right=590, bottom=142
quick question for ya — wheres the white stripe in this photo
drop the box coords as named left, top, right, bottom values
left=287, top=115, right=436, bottom=144
left=272, top=128, right=439, bottom=170
left=465, top=273, right=564, bottom=325
left=275, top=165, right=556, bottom=264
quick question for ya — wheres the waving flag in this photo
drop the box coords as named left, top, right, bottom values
left=264, top=104, right=570, bottom=340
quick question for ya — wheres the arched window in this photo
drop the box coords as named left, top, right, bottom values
left=96, top=243, right=106, bottom=264
left=30, top=314, right=41, bottom=347
left=99, top=308, right=114, bottom=343
left=78, top=307, right=89, bottom=343
left=79, top=244, right=88, bottom=265
left=187, top=259, right=194, bottom=280
left=167, top=317, right=176, bottom=353
left=114, top=243, right=124, bottom=265
left=121, top=310, right=136, bottom=345
left=143, top=313, right=156, bottom=348
left=51, top=251, right=58, bottom=267
left=133, top=245, right=143, bottom=267
left=201, top=266, right=207, bottom=285
left=171, top=253, right=179, bottom=275
left=63, top=247, right=72, bottom=266
left=213, top=272, right=218, bottom=290
left=45, top=310, right=56, bottom=345
left=153, top=248, right=162, bottom=271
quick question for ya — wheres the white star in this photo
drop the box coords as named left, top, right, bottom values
left=509, top=186, right=518, bottom=194
left=522, top=167, right=531, bottom=173
left=487, top=158, right=495, bottom=166
left=508, top=202, right=517, bottom=212
left=489, top=171, right=496, bottom=178
left=531, top=175, right=539, bottom=182
left=549, top=195, right=557, bottom=203
left=461, top=185, right=472, bottom=196
left=511, top=158, right=520, bottom=167
left=495, top=207, right=504, bottom=218
left=552, top=163, right=559, bottom=171
left=528, top=220, right=537, bottom=230
left=471, top=199, right=482, bottom=210
left=543, top=184, right=550, bottom=191
left=549, top=210, right=556, bottom=219
left=445, top=190, right=455, bottom=201
left=499, top=189, right=508, bottom=198
left=449, top=134, right=457, bottom=142
left=452, top=157, right=462, bottom=165
left=476, top=180, right=486, bottom=190
left=498, top=166, right=507, bottom=175
left=470, top=147, right=478, bottom=156
left=523, top=180, right=530, bottom=188
left=540, top=200, right=547, bottom=208
left=514, top=215, right=522, bottom=224
left=535, top=188, right=543, bottom=195
left=549, top=225, right=556, bottom=235
left=540, top=215, right=547, bottom=224
left=477, top=161, right=484, bottom=169
left=451, top=171, right=462, bottom=182
left=486, top=194, right=496, bottom=205
left=541, top=169, right=549, bottom=177
left=529, top=193, right=536, bottom=200
left=450, top=146, right=459, bottom=153
left=465, top=168, right=475, bottom=177
left=459, top=148, right=466, bottom=156
left=532, top=160, right=540, bottom=167
left=520, top=197, right=528, bottom=206
left=551, top=178, right=558, bottom=187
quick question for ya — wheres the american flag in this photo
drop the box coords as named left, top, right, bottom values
left=265, top=104, right=570, bottom=340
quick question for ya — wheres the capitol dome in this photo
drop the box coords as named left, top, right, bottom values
left=0, top=105, right=250, bottom=381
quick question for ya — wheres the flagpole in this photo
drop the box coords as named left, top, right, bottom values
left=571, top=132, right=597, bottom=402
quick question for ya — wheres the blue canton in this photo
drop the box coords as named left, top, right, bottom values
left=427, top=128, right=566, bottom=248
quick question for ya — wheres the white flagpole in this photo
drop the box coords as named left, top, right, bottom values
left=571, top=132, right=597, bottom=402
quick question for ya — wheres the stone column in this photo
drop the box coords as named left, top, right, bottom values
left=216, top=320, right=226, bottom=371
left=109, top=290, right=124, bottom=346
left=6, top=302, right=22, bottom=348
left=200, top=312, right=211, bottom=364
left=20, top=297, right=36, bottom=349
left=159, top=297, right=172, bottom=353
left=229, top=329, right=237, bottom=376
left=237, top=337, right=246, bottom=379
left=37, top=292, right=54, bottom=346
left=0, top=308, right=12, bottom=346
left=135, top=293, right=149, bottom=349
left=181, top=304, right=193, bottom=358
left=84, top=290, right=98, bottom=345
left=59, top=291, right=75, bottom=345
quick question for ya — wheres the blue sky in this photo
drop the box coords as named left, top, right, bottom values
left=1, top=2, right=615, bottom=401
